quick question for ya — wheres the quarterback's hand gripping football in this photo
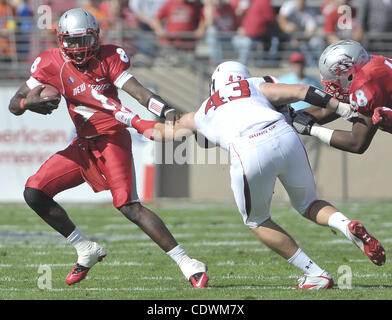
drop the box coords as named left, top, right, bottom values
left=24, top=86, right=60, bottom=115
left=292, top=110, right=315, bottom=135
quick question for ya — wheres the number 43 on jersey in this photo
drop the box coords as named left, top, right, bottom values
left=205, top=80, right=251, bottom=114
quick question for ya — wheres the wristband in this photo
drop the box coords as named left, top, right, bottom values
left=310, top=124, right=334, bottom=146
left=304, top=86, right=332, bottom=108
left=147, top=94, right=168, bottom=118
left=20, top=98, right=25, bottom=110
left=335, top=102, right=353, bottom=119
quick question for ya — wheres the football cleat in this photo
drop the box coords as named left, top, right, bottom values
left=189, top=272, right=209, bottom=289
left=294, top=271, right=334, bottom=290
left=66, top=263, right=91, bottom=285
left=178, top=257, right=209, bottom=288
left=347, top=220, right=386, bottom=266
left=66, top=242, right=106, bottom=285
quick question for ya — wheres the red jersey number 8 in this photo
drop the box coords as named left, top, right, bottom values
left=350, top=89, right=368, bottom=109
left=31, top=57, right=42, bottom=73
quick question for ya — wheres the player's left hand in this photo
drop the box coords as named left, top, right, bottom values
left=164, top=108, right=181, bottom=127
left=372, top=107, right=392, bottom=125
left=372, top=107, right=392, bottom=133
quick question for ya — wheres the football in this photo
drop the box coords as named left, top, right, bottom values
left=27, top=84, right=61, bottom=103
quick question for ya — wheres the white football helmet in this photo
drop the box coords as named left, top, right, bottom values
left=319, top=40, right=370, bottom=101
left=57, top=8, right=100, bottom=65
left=210, top=61, right=251, bottom=95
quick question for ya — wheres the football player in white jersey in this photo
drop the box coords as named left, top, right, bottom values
left=131, top=61, right=385, bottom=289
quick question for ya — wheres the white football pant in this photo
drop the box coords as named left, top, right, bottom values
left=229, top=120, right=318, bottom=228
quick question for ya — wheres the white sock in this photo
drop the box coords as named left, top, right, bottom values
left=66, top=227, right=91, bottom=253
left=328, top=212, right=351, bottom=239
left=288, top=248, right=324, bottom=276
left=66, top=227, right=86, bottom=244
left=166, top=245, right=187, bottom=264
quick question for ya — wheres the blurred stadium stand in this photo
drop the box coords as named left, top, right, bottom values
left=1, top=0, right=392, bottom=81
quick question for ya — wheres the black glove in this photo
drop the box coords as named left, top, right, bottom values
left=276, top=104, right=296, bottom=125
left=292, top=110, right=316, bottom=135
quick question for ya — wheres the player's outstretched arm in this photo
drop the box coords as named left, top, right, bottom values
left=151, top=112, right=197, bottom=141
left=259, top=83, right=354, bottom=118
left=330, top=114, right=378, bottom=154
left=128, top=112, right=196, bottom=142
left=121, top=77, right=181, bottom=125
left=293, top=111, right=378, bottom=154
left=299, top=105, right=340, bottom=125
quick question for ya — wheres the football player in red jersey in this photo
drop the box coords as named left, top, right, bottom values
left=8, top=8, right=209, bottom=288
left=292, top=39, right=392, bottom=154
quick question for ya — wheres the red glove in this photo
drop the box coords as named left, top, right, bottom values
left=372, top=107, right=392, bottom=133
left=131, top=115, right=158, bottom=139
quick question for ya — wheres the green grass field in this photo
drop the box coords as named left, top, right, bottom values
left=0, top=200, right=392, bottom=301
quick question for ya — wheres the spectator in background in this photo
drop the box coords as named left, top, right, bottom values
left=29, top=1, right=77, bottom=59
left=231, top=0, right=279, bottom=66
left=277, top=0, right=322, bottom=66
left=101, top=0, right=137, bottom=28
left=83, top=0, right=109, bottom=31
left=152, top=0, right=205, bottom=52
left=323, top=0, right=357, bottom=45
left=39, top=1, right=77, bottom=18
left=130, top=0, right=167, bottom=31
left=129, top=0, right=167, bottom=62
left=353, top=0, right=392, bottom=49
left=279, top=51, right=323, bottom=172
left=100, top=0, right=138, bottom=51
left=320, top=0, right=336, bottom=16
left=9, top=0, right=33, bottom=61
left=203, top=0, right=238, bottom=66
left=279, top=51, right=321, bottom=110
left=0, top=0, right=16, bottom=62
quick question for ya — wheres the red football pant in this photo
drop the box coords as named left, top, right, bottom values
left=26, top=129, right=139, bottom=208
